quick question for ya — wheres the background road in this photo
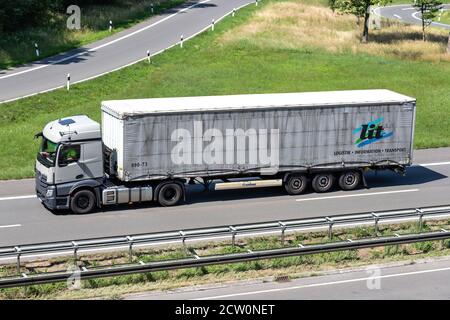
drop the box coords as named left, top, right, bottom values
left=0, top=147, right=448, bottom=247
left=127, top=257, right=450, bottom=299
left=0, top=0, right=253, bottom=103
left=375, top=4, right=450, bottom=30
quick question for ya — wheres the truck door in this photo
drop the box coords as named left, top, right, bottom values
left=54, top=144, right=84, bottom=184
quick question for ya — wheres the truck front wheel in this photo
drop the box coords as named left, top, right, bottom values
left=284, top=175, right=308, bottom=195
left=312, top=173, right=334, bottom=193
left=338, top=171, right=361, bottom=191
left=70, top=189, right=96, bottom=214
left=158, top=183, right=183, bottom=207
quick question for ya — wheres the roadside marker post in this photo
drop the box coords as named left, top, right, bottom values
left=67, top=73, right=71, bottom=91
left=180, top=35, right=184, bottom=48
left=147, top=50, right=151, bottom=63
left=255, top=0, right=258, bottom=6
left=109, top=20, right=113, bottom=32
left=232, top=8, right=236, bottom=17
left=151, top=3, right=154, bottom=14
left=211, top=19, right=215, bottom=31
left=34, top=43, right=40, bottom=57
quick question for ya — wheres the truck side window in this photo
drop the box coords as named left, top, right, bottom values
left=59, top=145, right=81, bottom=166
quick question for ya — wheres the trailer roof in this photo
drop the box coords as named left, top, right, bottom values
left=101, top=90, right=415, bottom=119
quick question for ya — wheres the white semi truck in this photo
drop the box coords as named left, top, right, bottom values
left=35, top=90, right=416, bottom=214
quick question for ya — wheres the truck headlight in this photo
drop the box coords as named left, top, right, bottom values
left=46, top=189, right=54, bottom=198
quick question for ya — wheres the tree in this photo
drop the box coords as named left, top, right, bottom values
left=413, top=0, right=443, bottom=41
left=333, top=0, right=391, bottom=42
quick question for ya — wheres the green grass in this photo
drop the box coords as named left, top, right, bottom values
left=1, top=0, right=450, bottom=180
left=438, top=10, right=450, bottom=24
left=0, top=0, right=185, bottom=70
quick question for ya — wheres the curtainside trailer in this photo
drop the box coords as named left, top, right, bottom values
left=35, top=89, right=416, bottom=214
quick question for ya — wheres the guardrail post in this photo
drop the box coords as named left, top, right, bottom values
left=372, top=212, right=379, bottom=236
left=126, top=236, right=134, bottom=263
left=229, top=226, right=237, bottom=247
left=179, top=231, right=186, bottom=250
left=326, top=217, right=334, bottom=240
left=72, top=241, right=78, bottom=265
left=416, top=209, right=424, bottom=233
left=14, top=246, right=21, bottom=275
left=278, top=222, right=286, bottom=245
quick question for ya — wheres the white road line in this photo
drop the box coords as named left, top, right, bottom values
left=0, top=224, right=21, bottom=229
left=418, top=161, right=450, bottom=167
left=0, top=0, right=213, bottom=81
left=0, top=195, right=36, bottom=201
left=196, top=265, right=450, bottom=300
left=295, top=189, right=419, bottom=202
left=393, top=14, right=403, bottom=19
left=402, top=7, right=415, bottom=11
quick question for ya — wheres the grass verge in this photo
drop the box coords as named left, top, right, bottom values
left=0, top=0, right=185, bottom=70
left=1, top=0, right=450, bottom=180
left=1, top=218, right=450, bottom=299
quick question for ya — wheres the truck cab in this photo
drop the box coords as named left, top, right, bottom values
left=35, top=115, right=104, bottom=212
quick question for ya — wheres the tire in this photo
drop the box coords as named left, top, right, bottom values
left=311, top=173, right=335, bottom=193
left=158, top=183, right=183, bottom=207
left=70, top=189, right=96, bottom=214
left=284, top=174, right=308, bottom=195
left=338, top=171, right=361, bottom=191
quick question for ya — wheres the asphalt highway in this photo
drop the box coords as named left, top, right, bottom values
left=0, top=148, right=448, bottom=247
left=0, top=0, right=254, bottom=103
left=127, top=257, right=450, bottom=299
left=375, top=4, right=450, bottom=30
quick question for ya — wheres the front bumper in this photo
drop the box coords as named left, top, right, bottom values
left=35, top=174, right=69, bottom=210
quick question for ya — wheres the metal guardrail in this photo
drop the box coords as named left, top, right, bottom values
left=1, top=204, right=450, bottom=288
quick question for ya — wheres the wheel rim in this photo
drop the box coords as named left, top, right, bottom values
left=77, top=195, right=90, bottom=209
left=291, top=178, right=303, bottom=190
left=163, top=187, right=177, bottom=201
left=318, top=176, right=330, bottom=188
left=345, top=173, right=356, bottom=186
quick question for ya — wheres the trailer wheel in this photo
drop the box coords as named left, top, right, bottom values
left=312, top=173, right=334, bottom=193
left=338, top=171, right=361, bottom=191
left=158, top=183, right=183, bottom=207
left=284, top=175, right=308, bottom=195
left=70, top=189, right=96, bottom=214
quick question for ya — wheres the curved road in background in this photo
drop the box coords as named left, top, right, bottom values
left=0, top=0, right=254, bottom=104
left=375, top=4, right=450, bottom=30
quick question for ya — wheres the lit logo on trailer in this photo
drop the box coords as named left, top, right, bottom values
left=353, top=117, right=393, bottom=148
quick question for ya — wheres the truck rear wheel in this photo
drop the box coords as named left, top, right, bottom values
left=312, top=173, right=334, bottom=193
left=158, top=183, right=183, bottom=207
left=284, top=175, right=308, bottom=195
left=70, top=189, right=96, bottom=214
left=338, top=171, right=361, bottom=191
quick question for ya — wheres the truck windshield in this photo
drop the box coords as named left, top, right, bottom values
left=37, top=137, right=58, bottom=167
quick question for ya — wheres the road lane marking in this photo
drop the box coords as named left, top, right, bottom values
left=418, top=161, right=450, bottom=167
left=295, top=189, right=419, bottom=202
left=393, top=14, right=402, bottom=19
left=0, top=195, right=36, bottom=201
left=0, top=224, right=21, bottom=229
left=402, top=7, right=415, bottom=11
left=196, top=265, right=450, bottom=299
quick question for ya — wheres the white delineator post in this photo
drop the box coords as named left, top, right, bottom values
left=180, top=35, right=184, bottom=48
left=109, top=20, right=113, bottom=32
left=232, top=8, right=236, bottom=17
left=211, top=19, right=215, bottom=31
left=147, top=50, right=151, bottom=63
left=35, top=43, right=40, bottom=57
left=151, top=3, right=154, bottom=14
left=447, top=33, right=450, bottom=54
left=67, top=73, right=71, bottom=91
left=255, top=0, right=258, bottom=6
